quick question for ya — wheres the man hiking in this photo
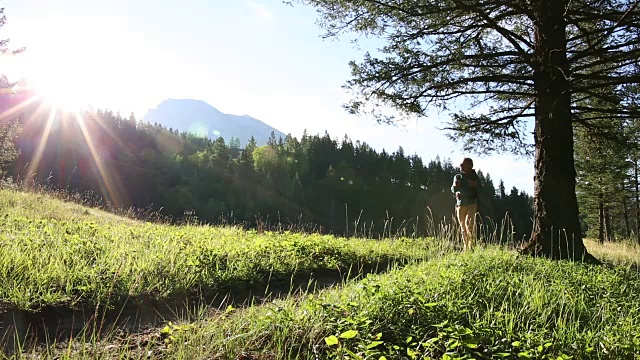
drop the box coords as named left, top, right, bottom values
left=451, top=157, right=480, bottom=250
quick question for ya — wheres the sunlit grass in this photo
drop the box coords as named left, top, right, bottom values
left=4, top=188, right=640, bottom=359
left=0, top=188, right=138, bottom=225
left=0, top=189, right=438, bottom=311
left=159, top=249, right=640, bottom=359
left=41, top=249, right=640, bottom=359
left=585, top=238, right=640, bottom=267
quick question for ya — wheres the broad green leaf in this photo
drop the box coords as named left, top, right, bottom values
left=340, top=330, right=359, bottom=339
left=325, top=335, right=339, bottom=346
left=366, top=341, right=384, bottom=349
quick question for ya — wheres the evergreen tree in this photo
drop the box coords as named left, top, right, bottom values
left=290, top=0, right=640, bottom=262
left=238, top=136, right=257, bottom=171
left=267, top=131, right=277, bottom=147
left=0, top=8, right=24, bottom=176
left=0, top=77, right=21, bottom=175
left=498, top=180, right=506, bottom=199
left=575, top=124, right=631, bottom=242
left=0, top=116, right=21, bottom=175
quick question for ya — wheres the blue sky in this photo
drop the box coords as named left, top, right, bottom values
left=1, top=0, right=534, bottom=194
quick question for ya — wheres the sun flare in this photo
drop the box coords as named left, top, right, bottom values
left=32, top=74, right=93, bottom=112
left=3, top=14, right=155, bottom=114
left=22, top=44, right=109, bottom=112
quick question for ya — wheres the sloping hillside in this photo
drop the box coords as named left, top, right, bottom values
left=0, top=188, right=139, bottom=225
left=0, top=188, right=434, bottom=312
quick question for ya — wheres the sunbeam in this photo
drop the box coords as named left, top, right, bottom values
left=74, top=111, right=124, bottom=209
left=0, top=95, right=39, bottom=122
left=85, top=112, right=131, bottom=154
left=24, top=106, right=57, bottom=179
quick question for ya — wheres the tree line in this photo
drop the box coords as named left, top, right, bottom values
left=4, top=101, right=533, bottom=241
left=575, top=119, right=640, bottom=244
left=3, top=92, right=639, bottom=245
left=288, top=0, right=640, bottom=261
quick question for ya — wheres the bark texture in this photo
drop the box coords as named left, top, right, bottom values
left=520, top=0, right=598, bottom=263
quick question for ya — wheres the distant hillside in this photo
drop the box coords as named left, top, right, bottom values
left=143, top=99, right=286, bottom=146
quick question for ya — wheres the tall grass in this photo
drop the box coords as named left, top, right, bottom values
left=24, top=246, right=640, bottom=359
left=4, top=187, right=640, bottom=359
left=156, top=249, right=640, bottom=359
left=0, top=188, right=441, bottom=311
left=0, top=177, right=170, bottom=223
left=585, top=238, right=640, bottom=268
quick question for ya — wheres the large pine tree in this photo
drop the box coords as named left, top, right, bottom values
left=289, top=0, right=640, bottom=262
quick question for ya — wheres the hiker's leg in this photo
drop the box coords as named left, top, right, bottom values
left=455, top=205, right=467, bottom=249
left=462, top=206, right=473, bottom=249
left=467, top=203, right=478, bottom=248
left=459, top=205, right=472, bottom=250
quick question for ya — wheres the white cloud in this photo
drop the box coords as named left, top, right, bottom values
left=246, top=0, right=273, bottom=19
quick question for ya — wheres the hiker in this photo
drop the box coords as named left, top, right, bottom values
left=451, top=157, right=480, bottom=250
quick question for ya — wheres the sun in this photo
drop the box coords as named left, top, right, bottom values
left=31, top=73, right=94, bottom=112
left=21, top=44, right=106, bottom=113
left=3, top=14, right=149, bottom=114
left=7, top=50, right=101, bottom=113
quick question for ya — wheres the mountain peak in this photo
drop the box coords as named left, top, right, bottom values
left=143, top=99, right=285, bottom=145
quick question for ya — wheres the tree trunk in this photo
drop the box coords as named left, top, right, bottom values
left=520, top=0, right=597, bottom=262
left=598, top=192, right=605, bottom=244
left=604, top=205, right=613, bottom=242
left=635, top=157, right=640, bottom=245
left=623, top=179, right=630, bottom=238
left=329, top=195, right=335, bottom=230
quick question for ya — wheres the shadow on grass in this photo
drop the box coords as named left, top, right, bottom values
left=0, top=259, right=411, bottom=357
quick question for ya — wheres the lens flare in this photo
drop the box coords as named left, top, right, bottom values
left=73, top=111, right=125, bottom=208
left=25, top=106, right=57, bottom=179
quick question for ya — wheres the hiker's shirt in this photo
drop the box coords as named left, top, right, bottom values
left=451, top=171, right=480, bottom=207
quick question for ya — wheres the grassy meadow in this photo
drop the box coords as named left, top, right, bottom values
left=160, top=249, right=640, bottom=359
left=0, top=188, right=639, bottom=359
left=0, top=189, right=437, bottom=311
